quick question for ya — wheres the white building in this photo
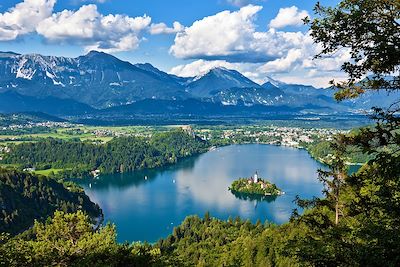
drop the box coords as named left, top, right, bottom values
left=253, top=172, right=259, bottom=183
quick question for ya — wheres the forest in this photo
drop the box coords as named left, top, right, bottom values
left=3, top=130, right=209, bottom=177
left=305, top=139, right=373, bottom=165
left=0, top=168, right=102, bottom=235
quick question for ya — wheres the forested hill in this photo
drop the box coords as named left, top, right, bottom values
left=0, top=168, right=102, bottom=235
left=157, top=215, right=297, bottom=266
left=3, top=130, right=209, bottom=176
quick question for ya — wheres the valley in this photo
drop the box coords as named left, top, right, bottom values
left=0, top=0, right=398, bottom=265
left=0, top=114, right=364, bottom=176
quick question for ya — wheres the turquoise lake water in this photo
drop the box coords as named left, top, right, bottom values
left=81, top=144, right=327, bottom=243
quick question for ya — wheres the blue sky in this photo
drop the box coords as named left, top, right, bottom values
left=0, top=0, right=344, bottom=87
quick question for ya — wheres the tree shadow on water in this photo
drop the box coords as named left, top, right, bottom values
left=230, top=190, right=278, bottom=203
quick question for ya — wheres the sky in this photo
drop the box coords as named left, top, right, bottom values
left=0, top=0, right=347, bottom=87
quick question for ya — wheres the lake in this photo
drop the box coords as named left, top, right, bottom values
left=81, top=144, right=326, bottom=243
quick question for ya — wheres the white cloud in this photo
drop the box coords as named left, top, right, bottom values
left=168, top=4, right=349, bottom=87
left=269, top=6, right=309, bottom=29
left=259, top=49, right=304, bottom=73
left=170, top=59, right=239, bottom=77
left=275, top=72, right=348, bottom=88
left=36, top=4, right=151, bottom=52
left=170, top=5, right=274, bottom=62
left=169, top=48, right=349, bottom=88
left=169, top=59, right=265, bottom=84
left=0, top=0, right=55, bottom=41
left=167, top=3, right=338, bottom=85
left=170, top=5, right=314, bottom=64
left=150, top=21, right=184, bottom=35
left=302, top=49, right=352, bottom=72
left=0, top=1, right=349, bottom=87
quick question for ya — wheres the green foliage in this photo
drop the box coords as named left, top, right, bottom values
left=306, top=139, right=372, bottom=164
left=0, top=211, right=163, bottom=267
left=230, top=178, right=282, bottom=196
left=157, top=215, right=298, bottom=267
left=4, top=130, right=209, bottom=177
left=159, top=114, right=400, bottom=266
left=0, top=168, right=101, bottom=235
left=287, top=107, right=400, bottom=266
left=277, top=1, right=400, bottom=264
left=308, top=0, right=400, bottom=99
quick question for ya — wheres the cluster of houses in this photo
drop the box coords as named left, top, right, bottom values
left=1, top=121, right=71, bottom=131
left=195, top=126, right=347, bottom=148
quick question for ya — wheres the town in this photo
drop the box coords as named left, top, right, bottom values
left=0, top=122, right=348, bottom=152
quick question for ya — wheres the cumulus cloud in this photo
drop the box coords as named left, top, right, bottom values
left=255, top=34, right=350, bottom=83
left=168, top=4, right=349, bottom=87
left=36, top=4, right=151, bottom=52
left=150, top=21, right=184, bottom=35
left=276, top=72, right=349, bottom=88
left=302, top=49, right=352, bottom=72
left=170, top=5, right=270, bottom=62
left=0, top=0, right=55, bottom=41
left=170, top=59, right=239, bottom=77
left=170, top=5, right=313, bottom=63
left=169, top=58, right=342, bottom=87
left=169, top=59, right=265, bottom=84
left=259, top=48, right=304, bottom=73
left=269, top=6, right=309, bottom=29
left=170, top=47, right=349, bottom=88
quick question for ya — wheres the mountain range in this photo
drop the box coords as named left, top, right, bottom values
left=0, top=50, right=398, bottom=117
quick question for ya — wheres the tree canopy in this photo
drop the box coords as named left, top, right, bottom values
left=0, top=168, right=101, bottom=235
left=309, top=0, right=400, bottom=100
left=3, top=130, right=209, bottom=178
left=0, top=211, right=163, bottom=267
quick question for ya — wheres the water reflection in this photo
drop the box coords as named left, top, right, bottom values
left=84, top=155, right=200, bottom=189
left=80, top=144, right=325, bottom=243
left=230, top=191, right=278, bottom=202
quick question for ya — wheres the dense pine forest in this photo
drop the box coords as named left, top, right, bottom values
left=0, top=168, right=101, bottom=235
left=3, top=130, right=209, bottom=177
left=305, top=137, right=373, bottom=164
left=0, top=211, right=162, bottom=267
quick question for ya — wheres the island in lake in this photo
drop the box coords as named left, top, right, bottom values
left=229, top=172, right=284, bottom=198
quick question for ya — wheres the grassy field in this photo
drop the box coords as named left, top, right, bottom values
left=0, top=163, right=19, bottom=169
left=33, top=168, right=67, bottom=176
left=0, top=125, right=187, bottom=176
left=0, top=125, right=177, bottom=145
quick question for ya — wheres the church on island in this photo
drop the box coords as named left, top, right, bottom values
left=252, top=171, right=259, bottom=183
left=248, top=171, right=279, bottom=191
left=229, top=172, right=283, bottom=198
left=249, top=171, right=263, bottom=185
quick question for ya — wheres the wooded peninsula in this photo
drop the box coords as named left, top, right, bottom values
left=2, top=130, right=209, bottom=178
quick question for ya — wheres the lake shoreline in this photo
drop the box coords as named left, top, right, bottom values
left=81, top=143, right=326, bottom=243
